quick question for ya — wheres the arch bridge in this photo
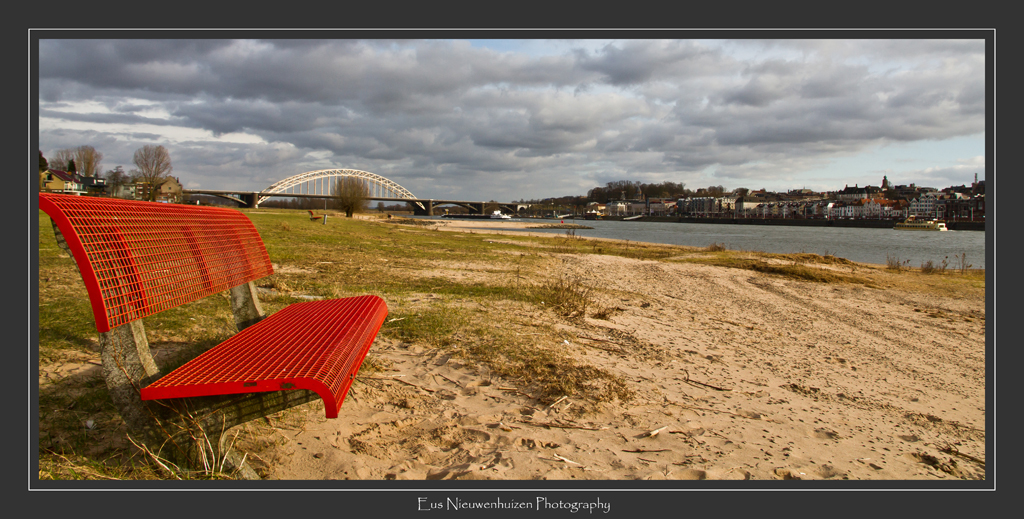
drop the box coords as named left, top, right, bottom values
left=259, top=169, right=424, bottom=211
left=184, top=168, right=531, bottom=215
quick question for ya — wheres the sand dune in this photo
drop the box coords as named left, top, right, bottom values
left=250, top=224, right=986, bottom=481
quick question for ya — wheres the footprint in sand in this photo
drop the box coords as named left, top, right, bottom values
left=773, top=467, right=802, bottom=480
left=810, top=427, right=840, bottom=440
left=669, top=468, right=707, bottom=480
left=814, top=464, right=843, bottom=479
left=518, top=438, right=561, bottom=450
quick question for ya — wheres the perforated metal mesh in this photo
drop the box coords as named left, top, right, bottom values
left=141, top=295, right=389, bottom=418
left=39, top=193, right=273, bottom=332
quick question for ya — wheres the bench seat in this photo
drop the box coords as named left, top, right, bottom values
left=141, top=294, right=388, bottom=418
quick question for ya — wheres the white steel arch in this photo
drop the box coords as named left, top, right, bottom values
left=259, top=169, right=419, bottom=206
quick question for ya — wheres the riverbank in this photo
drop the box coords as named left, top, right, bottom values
left=547, top=215, right=985, bottom=231
left=38, top=209, right=987, bottom=482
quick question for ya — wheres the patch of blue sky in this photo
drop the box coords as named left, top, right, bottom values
left=803, top=135, right=985, bottom=188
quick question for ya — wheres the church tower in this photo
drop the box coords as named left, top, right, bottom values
left=882, top=175, right=890, bottom=190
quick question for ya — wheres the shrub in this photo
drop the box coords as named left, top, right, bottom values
left=886, top=252, right=910, bottom=272
left=955, top=253, right=973, bottom=274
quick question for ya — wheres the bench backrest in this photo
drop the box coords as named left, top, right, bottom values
left=39, top=193, right=274, bottom=333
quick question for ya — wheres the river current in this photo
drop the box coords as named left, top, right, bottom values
left=432, top=217, right=988, bottom=268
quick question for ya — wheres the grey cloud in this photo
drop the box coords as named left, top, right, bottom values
left=38, top=38, right=986, bottom=199
left=724, top=77, right=787, bottom=107
left=40, top=108, right=181, bottom=127
left=573, top=40, right=720, bottom=86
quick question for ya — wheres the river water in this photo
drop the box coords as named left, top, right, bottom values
left=430, top=217, right=987, bottom=268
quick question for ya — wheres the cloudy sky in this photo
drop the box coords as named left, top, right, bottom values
left=37, top=37, right=986, bottom=201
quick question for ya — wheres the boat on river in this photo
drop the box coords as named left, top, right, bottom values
left=442, top=210, right=512, bottom=220
left=894, top=216, right=948, bottom=231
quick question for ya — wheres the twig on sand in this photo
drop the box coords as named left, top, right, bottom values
left=938, top=444, right=985, bottom=466
left=552, top=454, right=581, bottom=465
left=710, top=317, right=741, bottom=327
left=623, top=449, right=671, bottom=453
left=685, top=379, right=733, bottom=391
left=681, top=369, right=732, bottom=391
left=389, top=377, right=436, bottom=393
left=643, top=425, right=669, bottom=438
left=706, top=429, right=730, bottom=440
left=681, top=404, right=755, bottom=419
left=672, top=455, right=708, bottom=466
left=435, top=373, right=463, bottom=387
left=578, top=336, right=627, bottom=352
left=578, top=335, right=624, bottom=345
left=497, top=422, right=520, bottom=431
left=546, top=395, right=569, bottom=410
left=522, top=421, right=608, bottom=431
left=539, top=455, right=590, bottom=470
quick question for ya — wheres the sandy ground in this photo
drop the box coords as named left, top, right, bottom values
left=246, top=221, right=986, bottom=481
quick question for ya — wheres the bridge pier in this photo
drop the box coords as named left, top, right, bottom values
left=413, top=200, right=434, bottom=216
left=470, top=202, right=484, bottom=214
left=242, top=192, right=259, bottom=208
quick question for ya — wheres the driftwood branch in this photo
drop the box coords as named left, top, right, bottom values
left=642, top=425, right=669, bottom=438
left=546, top=395, right=569, bottom=409
left=938, top=445, right=985, bottom=466
left=681, top=369, right=732, bottom=391
left=521, top=421, right=607, bottom=431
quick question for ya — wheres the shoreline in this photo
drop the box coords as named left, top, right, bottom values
left=425, top=218, right=906, bottom=269
left=406, top=214, right=984, bottom=231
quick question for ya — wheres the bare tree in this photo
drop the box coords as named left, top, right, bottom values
left=132, top=145, right=173, bottom=201
left=73, top=145, right=103, bottom=177
left=104, top=166, right=130, bottom=197
left=49, top=148, right=76, bottom=172
left=333, top=177, right=369, bottom=218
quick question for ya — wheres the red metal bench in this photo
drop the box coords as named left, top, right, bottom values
left=39, top=193, right=388, bottom=421
left=308, top=210, right=324, bottom=221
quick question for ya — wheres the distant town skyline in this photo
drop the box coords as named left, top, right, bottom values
left=37, top=35, right=987, bottom=202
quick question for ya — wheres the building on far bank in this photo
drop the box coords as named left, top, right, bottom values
left=40, top=169, right=84, bottom=194
left=134, top=176, right=183, bottom=203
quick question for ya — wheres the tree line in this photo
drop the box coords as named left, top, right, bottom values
left=516, top=180, right=749, bottom=207
left=40, top=144, right=173, bottom=201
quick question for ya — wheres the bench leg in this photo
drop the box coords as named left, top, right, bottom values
left=50, top=220, right=80, bottom=273
left=99, top=320, right=322, bottom=479
left=230, top=281, right=266, bottom=331
left=99, top=320, right=160, bottom=433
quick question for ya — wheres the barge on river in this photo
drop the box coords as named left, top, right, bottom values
left=894, top=216, right=948, bottom=231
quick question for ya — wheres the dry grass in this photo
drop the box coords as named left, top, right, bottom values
left=887, top=252, right=911, bottom=272
left=536, top=268, right=594, bottom=319
left=36, top=208, right=985, bottom=479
